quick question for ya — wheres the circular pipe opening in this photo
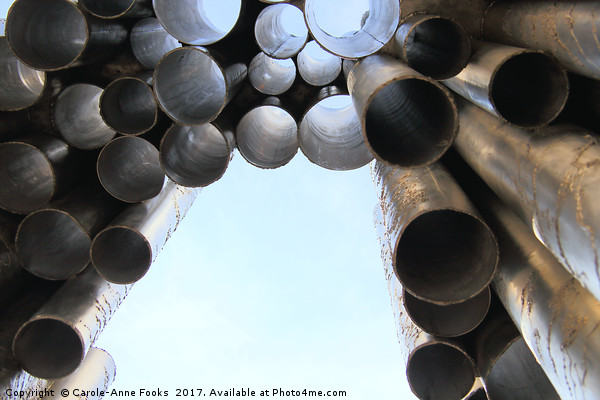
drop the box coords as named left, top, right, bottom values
left=395, top=210, right=497, bottom=304
left=91, top=226, right=152, bottom=284
left=491, top=52, right=568, bottom=127
left=130, top=18, right=181, bottom=69
left=13, top=318, right=84, bottom=379
left=236, top=105, right=298, bottom=169
left=255, top=4, right=308, bottom=59
left=79, top=0, right=135, bottom=18
left=364, top=77, right=457, bottom=168
left=97, top=137, right=165, bottom=203
left=6, top=0, right=88, bottom=70
left=249, top=53, right=296, bottom=95
left=299, top=95, right=373, bottom=171
left=160, top=124, right=232, bottom=187
left=304, top=0, right=399, bottom=58
left=154, top=48, right=227, bottom=125
left=0, top=39, right=46, bottom=111
left=297, top=41, right=342, bottom=86
left=100, top=78, right=158, bottom=135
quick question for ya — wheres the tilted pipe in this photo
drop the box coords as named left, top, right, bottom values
left=347, top=55, right=458, bottom=168
left=130, top=18, right=181, bottom=70
left=297, top=41, right=342, bottom=87
left=79, top=0, right=152, bottom=19
left=454, top=101, right=600, bottom=303
left=254, top=4, right=308, bottom=59
left=442, top=41, right=568, bottom=128
left=248, top=52, right=296, bottom=96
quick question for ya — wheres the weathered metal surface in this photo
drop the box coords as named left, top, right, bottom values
left=130, top=18, right=181, bottom=70
left=297, top=40, right=342, bottom=87
left=248, top=52, right=296, bottom=95
left=79, top=0, right=152, bottom=19
left=255, top=4, right=308, bottom=59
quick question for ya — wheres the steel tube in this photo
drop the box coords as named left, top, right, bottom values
left=153, top=47, right=247, bottom=125
left=464, top=379, right=487, bottom=400
left=372, top=161, right=497, bottom=304
left=297, top=41, right=342, bottom=87
left=91, top=181, right=200, bottom=284
left=79, top=0, right=152, bottom=19
left=299, top=88, right=373, bottom=171
left=254, top=4, right=308, bottom=59
left=454, top=101, right=600, bottom=303
left=54, top=84, right=116, bottom=150
left=12, top=268, right=131, bottom=379
left=482, top=1, right=600, bottom=80
left=442, top=41, right=568, bottom=128
left=249, top=52, right=296, bottom=96
left=304, top=0, right=399, bottom=59
left=347, top=55, right=458, bottom=168
left=5, top=0, right=128, bottom=71
left=130, top=18, right=181, bottom=70
left=393, top=14, right=470, bottom=80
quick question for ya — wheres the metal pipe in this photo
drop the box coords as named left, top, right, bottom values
left=79, top=0, right=152, bottom=19
left=91, top=181, right=200, bottom=284
left=403, top=286, right=490, bottom=338
left=15, top=183, right=122, bottom=280
left=5, top=0, right=128, bottom=71
left=254, top=4, right=308, bottom=59
left=53, top=84, right=116, bottom=150
left=130, top=18, right=181, bottom=70
left=0, top=135, right=83, bottom=214
left=393, top=14, right=471, bottom=80
left=12, top=268, right=131, bottom=379
left=297, top=40, right=342, bottom=87
left=153, top=47, right=247, bottom=125
left=347, top=54, right=458, bottom=168
left=454, top=101, right=600, bottom=303
left=463, top=379, right=487, bottom=400
left=298, top=88, right=373, bottom=171
left=152, top=0, right=242, bottom=45
left=482, top=1, right=600, bottom=80
left=248, top=52, right=296, bottom=96
left=303, top=0, right=399, bottom=59
left=372, top=161, right=497, bottom=304
left=97, top=136, right=165, bottom=203
left=236, top=100, right=298, bottom=169
left=442, top=41, right=568, bottom=128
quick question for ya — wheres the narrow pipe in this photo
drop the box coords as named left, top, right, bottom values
left=5, top=0, right=128, bottom=71
left=297, top=41, right=342, bottom=86
left=130, top=18, right=181, bottom=69
left=12, top=268, right=131, bottom=379
left=403, top=286, right=490, bottom=338
left=454, top=101, right=600, bottom=303
left=91, top=181, right=200, bottom=284
left=393, top=14, right=471, bottom=80
left=79, top=0, right=152, bottom=19
left=347, top=55, right=457, bottom=168
left=236, top=101, right=298, bottom=169
left=299, top=88, right=373, bottom=171
left=303, top=0, right=399, bottom=59
left=54, top=84, right=116, bottom=150
left=254, top=4, right=308, bottom=59
left=372, top=161, right=497, bottom=304
left=153, top=47, right=247, bottom=125
left=15, top=183, right=123, bottom=280
left=442, top=41, right=568, bottom=128
left=97, top=136, right=165, bottom=203
left=0, top=135, right=82, bottom=214
left=152, top=0, right=242, bottom=45
left=249, top=52, right=296, bottom=95
left=483, top=1, right=600, bottom=80
left=374, top=205, right=477, bottom=400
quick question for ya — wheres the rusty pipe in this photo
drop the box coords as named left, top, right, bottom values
left=347, top=54, right=458, bottom=168
left=79, top=0, right=152, bottom=19
left=130, top=18, right=181, bottom=70
left=254, top=4, right=308, bottom=59
left=442, top=41, right=568, bottom=128
left=248, top=52, right=296, bottom=96
left=297, top=41, right=342, bottom=87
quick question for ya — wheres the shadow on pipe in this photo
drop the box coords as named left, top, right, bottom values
left=249, top=52, right=296, bottom=95
left=254, top=4, right=308, bottom=59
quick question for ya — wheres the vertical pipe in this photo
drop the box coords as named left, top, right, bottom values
left=79, top=0, right=152, bottom=19
left=297, top=41, right=342, bottom=87
left=130, top=18, right=181, bottom=70
left=248, top=52, right=296, bottom=95
left=254, top=4, right=308, bottom=59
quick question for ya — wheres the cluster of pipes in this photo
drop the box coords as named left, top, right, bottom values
left=0, top=0, right=598, bottom=398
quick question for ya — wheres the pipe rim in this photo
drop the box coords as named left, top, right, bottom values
left=249, top=52, right=297, bottom=95
left=254, top=4, right=308, bottom=59
left=79, top=0, right=136, bottom=19
left=297, top=40, right=342, bottom=86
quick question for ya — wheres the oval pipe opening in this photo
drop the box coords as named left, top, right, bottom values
left=0, top=39, right=46, bottom=111
left=297, top=41, right=342, bottom=86
left=249, top=53, right=296, bottom=95
left=255, top=4, right=308, bottom=59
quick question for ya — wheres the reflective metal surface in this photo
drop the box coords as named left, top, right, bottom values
left=130, top=18, right=181, bottom=70
left=249, top=52, right=296, bottom=95
left=297, top=41, right=342, bottom=87
left=254, top=4, right=308, bottom=59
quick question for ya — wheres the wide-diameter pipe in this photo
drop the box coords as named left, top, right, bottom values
left=297, top=41, right=342, bottom=86
left=79, top=0, right=152, bottom=19
left=97, top=136, right=165, bottom=203
left=372, top=161, right=498, bottom=305
left=254, top=4, right=308, bottom=59
left=483, top=1, right=600, bottom=80
left=5, top=0, right=128, bottom=71
left=374, top=205, right=476, bottom=400
left=443, top=41, right=568, bottom=128
left=347, top=55, right=458, bottom=168
left=153, top=0, right=242, bottom=45
left=12, top=268, right=131, bottom=379
left=54, top=84, right=116, bottom=150
left=91, top=181, right=200, bottom=284
left=130, top=18, right=181, bottom=69
left=393, top=14, right=470, bottom=80
left=153, top=47, right=247, bottom=126
left=454, top=101, right=600, bottom=303
left=249, top=53, right=296, bottom=96
left=299, top=89, right=373, bottom=171
left=236, top=102, right=298, bottom=169
left=304, top=0, right=399, bottom=59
